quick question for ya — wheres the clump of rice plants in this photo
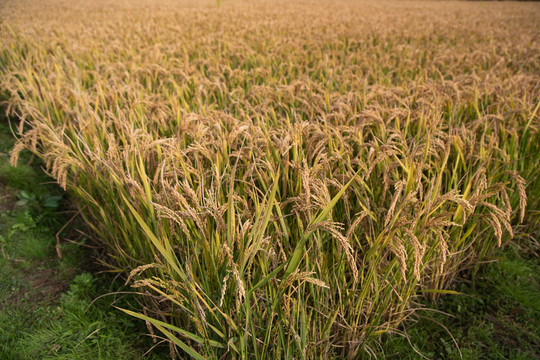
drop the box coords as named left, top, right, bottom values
left=1, top=0, right=539, bottom=358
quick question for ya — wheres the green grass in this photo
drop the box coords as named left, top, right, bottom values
left=378, top=246, right=540, bottom=359
left=1, top=272, right=169, bottom=360
left=0, top=122, right=168, bottom=360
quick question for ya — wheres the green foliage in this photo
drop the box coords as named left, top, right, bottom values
left=0, top=128, right=168, bottom=360
left=0, top=163, right=36, bottom=190
left=16, top=190, right=62, bottom=210
left=0, top=273, right=163, bottom=360
left=378, top=246, right=540, bottom=359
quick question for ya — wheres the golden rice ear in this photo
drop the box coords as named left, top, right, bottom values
left=125, top=263, right=161, bottom=285
left=389, top=236, right=408, bottom=282
left=9, top=140, right=25, bottom=167
left=384, top=180, right=405, bottom=227
left=346, top=210, right=369, bottom=240
left=507, top=172, right=528, bottom=224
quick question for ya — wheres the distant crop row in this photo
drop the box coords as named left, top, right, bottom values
left=1, top=0, right=539, bottom=358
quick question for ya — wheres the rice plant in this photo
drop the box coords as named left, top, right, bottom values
left=1, top=0, right=539, bottom=358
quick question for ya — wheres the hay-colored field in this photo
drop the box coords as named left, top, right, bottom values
left=1, top=0, right=539, bottom=358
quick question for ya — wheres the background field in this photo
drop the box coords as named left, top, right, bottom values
left=1, top=0, right=539, bottom=359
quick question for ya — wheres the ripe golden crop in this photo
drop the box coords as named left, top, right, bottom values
left=1, top=0, right=539, bottom=358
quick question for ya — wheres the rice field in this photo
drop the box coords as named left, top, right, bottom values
left=1, top=0, right=539, bottom=358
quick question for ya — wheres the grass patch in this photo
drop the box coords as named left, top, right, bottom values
left=0, top=121, right=167, bottom=359
left=379, top=246, right=540, bottom=359
left=1, top=273, right=162, bottom=360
